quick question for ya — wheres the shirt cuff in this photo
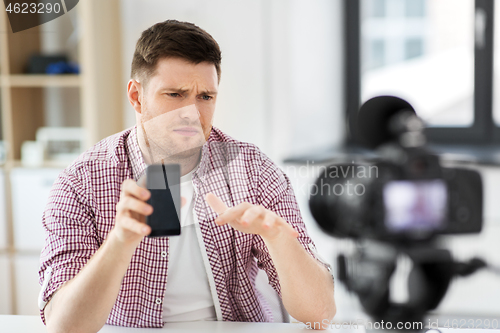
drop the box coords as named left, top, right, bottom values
left=306, top=242, right=335, bottom=279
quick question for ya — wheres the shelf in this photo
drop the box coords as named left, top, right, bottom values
left=0, top=0, right=123, bottom=316
left=0, top=75, right=81, bottom=87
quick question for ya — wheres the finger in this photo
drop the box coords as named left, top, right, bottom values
left=120, top=215, right=151, bottom=236
left=130, top=210, right=146, bottom=224
left=122, top=179, right=150, bottom=201
left=117, top=196, right=153, bottom=216
left=261, top=212, right=275, bottom=229
left=216, top=202, right=252, bottom=226
left=205, top=193, right=229, bottom=215
left=240, top=205, right=266, bottom=226
left=269, top=211, right=299, bottom=238
left=181, top=196, right=187, bottom=208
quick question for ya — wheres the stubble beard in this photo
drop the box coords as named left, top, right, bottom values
left=140, top=105, right=207, bottom=165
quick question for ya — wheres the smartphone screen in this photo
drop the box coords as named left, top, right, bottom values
left=146, top=164, right=181, bottom=237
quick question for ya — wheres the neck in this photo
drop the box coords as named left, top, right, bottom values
left=136, top=122, right=205, bottom=176
left=137, top=137, right=201, bottom=178
left=159, top=148, right=202, bottom=177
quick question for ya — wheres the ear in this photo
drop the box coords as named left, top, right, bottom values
left=127, top=79, right=143, bottom=114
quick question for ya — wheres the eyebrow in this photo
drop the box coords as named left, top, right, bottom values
left=162, top=87, right=218, bottom=95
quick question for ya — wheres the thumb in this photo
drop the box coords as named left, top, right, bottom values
left=205, top=193, right=229, bottom=215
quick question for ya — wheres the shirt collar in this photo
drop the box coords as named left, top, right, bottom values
left=126, top=125, right=219, bottom=182
left=126, top=126, right=147, bottom=182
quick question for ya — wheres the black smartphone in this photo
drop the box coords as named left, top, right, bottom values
left=145, top=164, right=181, bottom=237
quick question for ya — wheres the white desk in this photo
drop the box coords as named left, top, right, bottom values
left=4, top=315, right=500, bottom=333
left=1, top=315, right=366, bottom=332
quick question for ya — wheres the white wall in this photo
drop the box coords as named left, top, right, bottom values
left=0, top=171, right=7, bottom=250
left=0, top=171, right=9, bottom=314
left=120, top=0, right=344, bottom=163
left=0, top=255, right=12, bottom=314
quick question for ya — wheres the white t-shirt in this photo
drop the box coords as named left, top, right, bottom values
left=162, top=166, right=217, bottom=322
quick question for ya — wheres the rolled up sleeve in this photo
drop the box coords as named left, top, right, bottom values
left=38, top=169, right=99, bottom=324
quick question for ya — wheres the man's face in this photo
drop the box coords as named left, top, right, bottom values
left=136, top=57, right=218, bottom=163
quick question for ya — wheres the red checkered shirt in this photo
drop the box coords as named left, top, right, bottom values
left=39, top=126, right=331, bottom=328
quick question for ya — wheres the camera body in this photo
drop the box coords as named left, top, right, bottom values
left=309, top=96, right=482, bottom=243
left=310, top=147, right=482, bottom=242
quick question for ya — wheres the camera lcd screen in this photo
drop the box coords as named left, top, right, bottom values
left=383, top=180, right=447, bottom=232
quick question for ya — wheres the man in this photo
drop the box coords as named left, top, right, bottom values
left=39, top=20, right=336, bottom=332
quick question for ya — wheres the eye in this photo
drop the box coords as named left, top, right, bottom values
left=200, top=95, right=213, bottom=101
left=167, top=93, right=180, bottom=97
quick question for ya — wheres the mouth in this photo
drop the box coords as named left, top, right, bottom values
left=173, top=127, right=200, bottom=137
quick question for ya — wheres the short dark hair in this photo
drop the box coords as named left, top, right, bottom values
left=131, top=20, right=222, bottom=86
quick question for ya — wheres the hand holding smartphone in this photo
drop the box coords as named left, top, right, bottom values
left=145, top=164, right=181, bottom=237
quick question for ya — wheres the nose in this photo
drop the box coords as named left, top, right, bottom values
left=178, top=103, right=200, bottom=121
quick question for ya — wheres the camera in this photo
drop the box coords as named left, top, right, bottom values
left=309, top=96, right=483, bottom=243
left=308, top=96, right=486, bottom=328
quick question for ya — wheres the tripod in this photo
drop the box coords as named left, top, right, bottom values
left=338, top=240, right=487, bottom=332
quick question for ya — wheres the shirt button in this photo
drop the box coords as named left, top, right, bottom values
left=155, top=298, right=162, bottom=305
left=161, top=251, right=167, bottom=258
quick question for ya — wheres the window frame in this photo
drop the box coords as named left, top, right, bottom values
left=344, top=0, right=496, bottom=146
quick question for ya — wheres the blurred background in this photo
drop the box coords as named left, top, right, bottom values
left=0, top=0, right=499, bottom=325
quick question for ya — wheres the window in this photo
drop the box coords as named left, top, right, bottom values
left=404, top=38, right=423, bottom=60
left=368, top=40, right=386, bottom=69
left=345, top=0, right=496, bottom=145
left=405, top=0, right=425, bottom=17
left=371, top=0, right=386, bottom=17
left=492, top=0, right=500, bottom=126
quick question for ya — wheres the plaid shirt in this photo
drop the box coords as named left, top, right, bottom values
left=39, top=126, right=330, bottom=328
